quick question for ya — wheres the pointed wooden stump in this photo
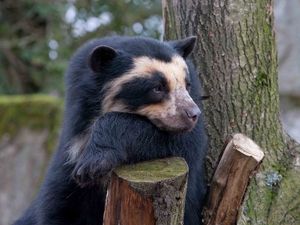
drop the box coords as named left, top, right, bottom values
left=103, top=157, right=188, bottom=225
left=203, top=133, right=265, bottom=225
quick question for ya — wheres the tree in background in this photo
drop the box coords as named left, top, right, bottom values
left=0, top=0, right=162, bottom=95
left=163, top=0, right=299, bottom=224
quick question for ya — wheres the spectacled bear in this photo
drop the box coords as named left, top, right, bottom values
left=14, top=36, right=207, bottom=225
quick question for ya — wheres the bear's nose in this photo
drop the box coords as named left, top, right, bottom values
left=185, top=106, right=201, bottom=122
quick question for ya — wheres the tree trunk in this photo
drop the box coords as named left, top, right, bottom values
left=162, top=0, right=300, bottom=224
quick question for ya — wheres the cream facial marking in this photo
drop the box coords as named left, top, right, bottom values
left=102, top=55, right=189, bottom=113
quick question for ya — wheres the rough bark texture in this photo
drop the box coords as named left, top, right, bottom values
left=162, top=0, right=300, bottom=224
left=103, top=157, right=188, bottom=225
left=203, top=133, right=264, bottom=225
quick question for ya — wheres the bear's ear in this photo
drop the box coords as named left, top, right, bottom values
left=168, top=36, right=197, bottom=58
left=89, top=45, right=118, bottom=73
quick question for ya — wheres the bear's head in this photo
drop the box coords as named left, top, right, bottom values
left=88, top=36, right=200, bottom=132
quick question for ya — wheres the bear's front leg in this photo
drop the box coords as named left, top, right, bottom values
left=70, top=114, right=129, bottom=186
left=69, top=112, right=154, bottom=186
left=69, top=112, right=166, bottom=187
left=72, top=145, right=126, bottom=186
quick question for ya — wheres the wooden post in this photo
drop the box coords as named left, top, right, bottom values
left=203, top=133, right=265, bottom=225
left=103, top=157, right=189, bottom=225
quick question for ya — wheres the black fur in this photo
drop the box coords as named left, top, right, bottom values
left=115, top=72, right=168, bottom=110
left=15, top=36, right=207, bottom=225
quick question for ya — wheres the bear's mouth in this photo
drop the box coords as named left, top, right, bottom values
left=150, top=113, right=199, bottom=133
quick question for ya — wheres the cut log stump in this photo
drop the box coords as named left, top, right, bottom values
left=203, top=133, right=265, bottom=225
left=103, top=157, right=189, bottom=225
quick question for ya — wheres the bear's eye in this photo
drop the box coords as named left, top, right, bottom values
left=186, top=81, right=191, bottom=90
left=152, top=84, right=164, bottom=93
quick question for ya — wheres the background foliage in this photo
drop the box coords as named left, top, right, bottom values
left=0, top=0, right=162, bottom=95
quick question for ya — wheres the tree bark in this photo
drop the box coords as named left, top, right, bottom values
left=162, top=0, right=300, bottom=224
left=103, top=157, right=188, bottom=225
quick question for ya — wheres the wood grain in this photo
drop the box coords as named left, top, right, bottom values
left=203, top=133, right=264, bottom=225
left=103, top=157, right=189, bottom=225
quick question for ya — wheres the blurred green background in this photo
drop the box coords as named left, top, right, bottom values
left=0, top=0, right=162, bottom=96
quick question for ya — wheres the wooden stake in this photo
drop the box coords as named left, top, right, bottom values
left=103, top=157, right=189, bottom=225
left=203, top=133, right=264, bottom=225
